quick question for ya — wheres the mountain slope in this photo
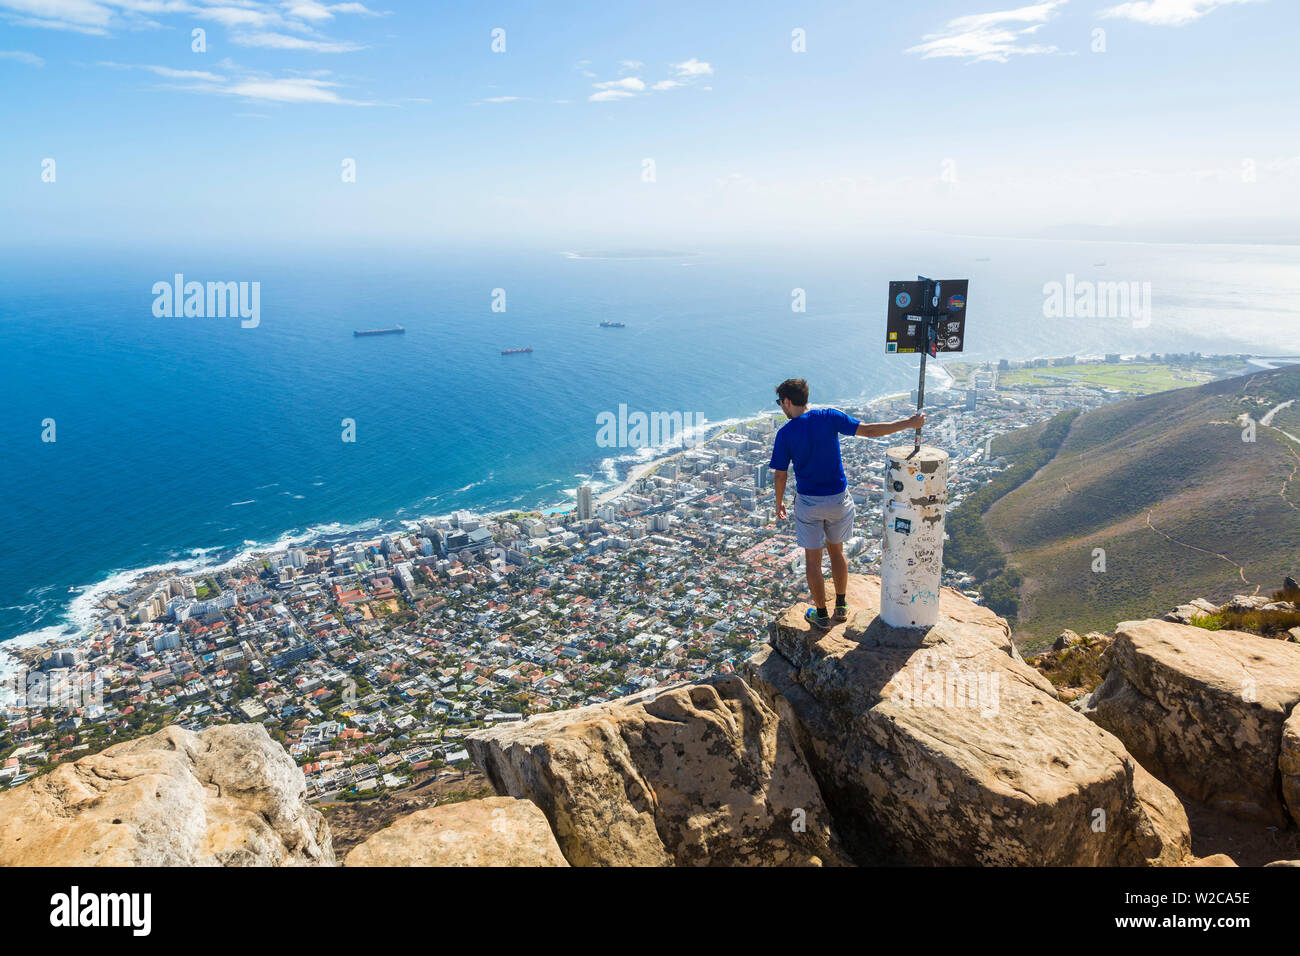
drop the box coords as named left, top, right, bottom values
left=982, top=365, right=1300, bottom=650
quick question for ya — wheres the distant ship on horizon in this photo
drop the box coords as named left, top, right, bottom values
left=501, top=346, right=533, bottom=355
left=354, top=326, right=405, bottom=337
left=600, top=320, right=626, bottom=328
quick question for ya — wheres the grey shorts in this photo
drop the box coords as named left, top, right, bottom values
left=794, top=490, right=856, bottom=550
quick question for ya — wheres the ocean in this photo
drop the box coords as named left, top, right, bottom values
left=2, top=236, right=1299, bottom=647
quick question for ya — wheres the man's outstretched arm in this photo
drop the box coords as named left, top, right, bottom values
left=773, top=469, right=788, bottom=520
left=855, top=413, right=925, bottom=438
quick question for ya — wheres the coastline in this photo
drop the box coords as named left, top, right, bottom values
left=0, top=374, right=941, bottom=667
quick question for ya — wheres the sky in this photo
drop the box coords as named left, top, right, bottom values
left=1, top=0, right=1297, bottom=247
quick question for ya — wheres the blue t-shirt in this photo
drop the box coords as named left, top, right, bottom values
left=768, top=407, right=861, bottom=496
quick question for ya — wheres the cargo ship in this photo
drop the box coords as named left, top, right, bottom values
left=501, top=346, right=533, bottom=355
left=600, top=320, right=626, bottom=328
left=354, top=326, right=405, bottom=337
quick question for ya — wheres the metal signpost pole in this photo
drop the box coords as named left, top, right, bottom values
left=909, top=276, right=938, bottom=458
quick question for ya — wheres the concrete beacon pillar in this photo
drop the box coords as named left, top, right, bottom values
left=880, top=444, right=950, bottom=628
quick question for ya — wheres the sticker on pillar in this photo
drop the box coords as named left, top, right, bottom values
left=892, top=480, right=904, bottom=492
left=887, top=342, right=897, bottom=352
left=894, top=517, right=912, bottom=535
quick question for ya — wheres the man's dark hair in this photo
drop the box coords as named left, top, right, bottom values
left=776, top=378, right=809, bottom=406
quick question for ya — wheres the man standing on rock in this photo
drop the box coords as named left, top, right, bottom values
left=770, top=378, right=924, bottom=630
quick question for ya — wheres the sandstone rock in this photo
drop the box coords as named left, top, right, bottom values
left=1281, top=707, right=1300, bottom=828
left=1264, top=859, right=1300, bottom=866
left=1289, top=627, right=1300, bottom=643
left=1163, top=605, right=1202, bottom=625
left=1225, top=594, right=1272, bottom=613
left=1263, top=602, right=1299, bottom=613
left=1189, top=598, right=1220, bottom=614
left=1079, top=619, right=1300, bottom=825
left=1187, top=853, right=1238, bottom=867
left=1054, top=629, right=1083, bottom=651
left=344, top=797, right=567, bottom=867
left=743, top=575, right=1190, bottom=866
left=0, top=724, right=334, bottom=866
left=467, top=675, right=847, bottom=866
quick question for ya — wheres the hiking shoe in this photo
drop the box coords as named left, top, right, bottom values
left=804, top=607, right=833, bottom=631
left=833, top=603, right=849, bottom=622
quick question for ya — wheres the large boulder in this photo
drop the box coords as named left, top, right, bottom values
left=743, top=574, right=1192, bottom=866
left=467, top=675, right=848, bottom=866
left=1079, top=618, right=1300, bottom=825
left=344, top=796, right=568, bottom=866
left=1281, top=707, right=1300, bottom=828
left=0, top=724, right=334, bottom=866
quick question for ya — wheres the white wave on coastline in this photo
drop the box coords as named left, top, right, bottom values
left=3, top=515, right=392, bottom=653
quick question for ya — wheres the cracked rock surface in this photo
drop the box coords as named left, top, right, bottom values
left=468, top=675, right=848, bottom=866
left=0, top=724, right=335, bottom=866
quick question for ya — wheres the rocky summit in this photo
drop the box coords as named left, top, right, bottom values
left=744, top=574, right=1191, bottom=866
left=6, top=573, right=1300, bottom=866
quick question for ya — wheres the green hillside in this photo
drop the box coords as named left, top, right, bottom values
left=976, top=365, right=1300, bottom=651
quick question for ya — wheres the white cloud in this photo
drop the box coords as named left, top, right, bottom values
left=583, top=57, right=715, bottom=100
left=281, top=1, right=383, bottom=20
left=1098, top=0, right=1261, bottom=26
left=232, top=31, right=361, bottom=52
left=196, top=5, right=277, bottom=28
left=224, top=76, right=363, bottom=103
left=0, top=0, right=114, bottom=31
left=5, top=15, right=109, bottom=34
left=0, top=0, right=379, bottom=48
left=481, top=95, right=524, bottom=103
left=907, top=1, right=1067, bottom=62
left=672, top=57, right=712, bottom=76
left=0, top=48, right=44, bottom=65
left=94, top=57, right=373, bottom=104
left=283, top=0, right=334, bottom=20
left=98, top=59, right=226, bottom=81
left=593, top=76, right=645, bottom=91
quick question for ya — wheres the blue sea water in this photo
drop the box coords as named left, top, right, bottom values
left=2, top=236, right=1298, bottom=644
